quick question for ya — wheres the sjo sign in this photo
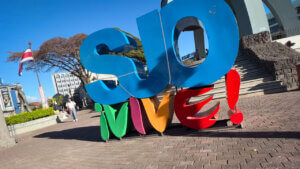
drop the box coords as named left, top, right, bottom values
left=80, top=0, right=243, bottom=141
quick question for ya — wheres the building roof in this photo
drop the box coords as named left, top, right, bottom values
left=29, top=102, right=41, bottom=106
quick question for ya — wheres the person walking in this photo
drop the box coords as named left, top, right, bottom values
left=66, top=98, right=78, bottom=122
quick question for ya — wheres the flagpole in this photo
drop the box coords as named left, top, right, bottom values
left=28, top=41, right=48, bottom=108
left=28, top=41, right=42, bottom=87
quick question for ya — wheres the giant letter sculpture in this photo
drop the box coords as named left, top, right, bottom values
left=141, top=92, right=175, bottom=134
left=226, top=69, right=243, bottom=125
left=158, top=0, right=239, bottom=87
left=95, top=103, right=110, bottom=141
left=95, top=102, right=131, bottom=141
left=80, top=27, right=169, bottom=105
left=84, top=0, right=242, bottom=140
left=129, top=97, right=151, bottom=135
left=174, top=87, right=220, bottom=130
left=80, top=0, right=239, bottom=105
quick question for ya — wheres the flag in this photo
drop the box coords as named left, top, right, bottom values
left=19, top=49, right=34, bottom=76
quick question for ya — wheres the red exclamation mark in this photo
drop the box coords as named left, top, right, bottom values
left=226, top=69, right=243, bottom=125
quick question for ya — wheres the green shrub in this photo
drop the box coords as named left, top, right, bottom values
left=5, top=108, right=54, bottom=125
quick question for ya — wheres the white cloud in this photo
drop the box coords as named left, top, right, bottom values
left=26, top=96, right=40, bottom=102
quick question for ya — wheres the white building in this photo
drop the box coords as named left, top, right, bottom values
left=52, top=72, right=118, bottom=97
left=295, top=0, right=300, bottom=19
left=51, top=73, right=81, bottom=97
left=267, top=0, right=300, bottom=40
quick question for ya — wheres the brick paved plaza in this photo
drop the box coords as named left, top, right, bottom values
left=0, top=91, right=299, bottom=169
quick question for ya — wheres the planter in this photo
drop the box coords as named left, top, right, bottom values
left=7, top=115, right=59, bottom=135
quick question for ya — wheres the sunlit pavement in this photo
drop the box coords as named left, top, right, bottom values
left=0, top=90, right=299, bottom=169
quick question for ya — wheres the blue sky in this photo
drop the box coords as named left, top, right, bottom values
left=0, top=0, right=162, bottom=102
left=0, top=0, right=293, bottom=102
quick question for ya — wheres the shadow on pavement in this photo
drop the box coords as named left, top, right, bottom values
left=90, top=115, right=100, bottom=118
left=165, top=125, right=300, bottom=139
left=34, top=126, right=101, bottom=142
left=34, top=121, right=300, bottom=143
left=34, top=125, right=164, bottom=142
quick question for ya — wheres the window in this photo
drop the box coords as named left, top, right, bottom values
left=268, top=18, right=277, bottom=26
left=270, top=25, right=281, bottom=33
left=297, top=7, right=300, bottom=14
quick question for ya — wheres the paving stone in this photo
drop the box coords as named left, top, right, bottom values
left=265, top=156, right=289, bottom=163
left=172, top=165, right=187, bottom=169
left=221, top=164, right=240, bottom=169
left=0, top=91, right=299, bottom=169
left=193, top=161, right=203, bottom=169
left=281, top=162, right=299, bottom=169
left=260, top=162, right=284, bottom=169
left=203, top=164, right=222, bottom=169
left=240, top=163, right=262, bottom=169
left=211, top=159, right=227, bottom=165
left=186, top=165, right=196, bottom=169
left=145, top=165, right=159, bottom=169
left=179, top=161, right=194, bottom=166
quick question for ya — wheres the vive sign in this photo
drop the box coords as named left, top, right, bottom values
left=80, top=0, right=239, bottom=105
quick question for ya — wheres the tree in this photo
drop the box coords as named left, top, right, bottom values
left=113, top=28, right=146, bottom=64
left=7, top=33, right=91, bottom=84
left=52, top=95, right=64, bottom=107
left=47, top=98, right=54, bottom=108
left=7, top=28, right=145, bottom=86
